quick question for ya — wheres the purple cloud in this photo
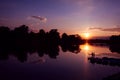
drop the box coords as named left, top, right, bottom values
left=31, top=16, right=47, bottom=23
left=89, top=26, right=120, bottom=32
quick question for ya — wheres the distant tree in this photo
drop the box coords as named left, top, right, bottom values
left=0, top=26, right=10, bottom=32
left=0, top=26, right=10, bottom=37
left=48, top=29, right=60, bottom=45
left=0, top=26, right=11, bottom=46
left=109, top=35, right=120, bottom=44
left=61, top=33, right=82, bottom=45
left=12, top=25, right=29, bottom=40
left=62, top=33, right=68, bottom=38
left=38, top=29, right=46, bottom=43
left=39, top=29, right=46, bottom=34
left=13, top=25, right=29, bottom=38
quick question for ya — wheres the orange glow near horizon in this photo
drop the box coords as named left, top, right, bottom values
left=81, top=32, right=91, bottom=39
left=84, top=32, right=90, bottom=38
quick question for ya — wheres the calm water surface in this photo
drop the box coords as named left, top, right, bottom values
left=0, top=43, right=120, bottom=80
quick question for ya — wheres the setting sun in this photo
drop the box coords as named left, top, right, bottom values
left=84, top=32, right=90, bottom=39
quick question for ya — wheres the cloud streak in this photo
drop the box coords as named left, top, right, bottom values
left=89, top=26, right=120, bottom=32
left=31, top=16, right=47, bottom=23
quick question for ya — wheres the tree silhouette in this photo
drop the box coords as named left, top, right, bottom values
left=47, top=29, right=60, bottom=45
left=109, top=35, right=120, bottom=44
left=0, top=25, right=82, bottom=62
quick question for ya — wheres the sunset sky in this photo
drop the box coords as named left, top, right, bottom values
left=0, top=0, right=120, bottom=37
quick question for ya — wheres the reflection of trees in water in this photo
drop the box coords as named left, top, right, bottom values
left=0, top=25, right=82, bottom=62
left=109, top=35, right=120, bottom=54
left=103, top=72, right=120, bottom=80
left=83, top=42, right=120, bottom=54
left=87, top=37, right=120, bottom=79
left=88, top=42, right=120, bottom=54
left=61, top=44, right=80, bottom=53
left=88, top=56, right=120, bottom=67
left=109, top=44, right=120, bottom=54
left=88, top=43, right=120, bottom=67
left=87, top=35, right=120, bottom=54
left=0, top=43, right=80, bottom=62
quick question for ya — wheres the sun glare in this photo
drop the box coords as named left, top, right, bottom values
left=85, top=32, right=89, bottom=38
left=84, top=32, right=90, bottom=39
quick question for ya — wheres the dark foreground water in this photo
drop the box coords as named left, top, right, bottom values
left=0, top=43, right=120, bottom=80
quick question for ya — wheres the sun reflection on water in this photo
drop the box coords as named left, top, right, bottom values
left=84, top=44, right=89, bottom=51
left=80, top=43, right=91, bottom=75
left=80, top=43, right=92, bottom=63
left=80, top=43, right=90, bottom=52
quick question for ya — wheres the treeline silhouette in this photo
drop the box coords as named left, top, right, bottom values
left=87, top=35, right=120, bottom=44
left=0, top=25, right=82, bottom=62
left=87, top=35, right=120, bottom=54
left=109, top=35, right=120, bottom=44
left=88, top=39, right=108, bottom=43
left=109, top=35, right=120, bottom=54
